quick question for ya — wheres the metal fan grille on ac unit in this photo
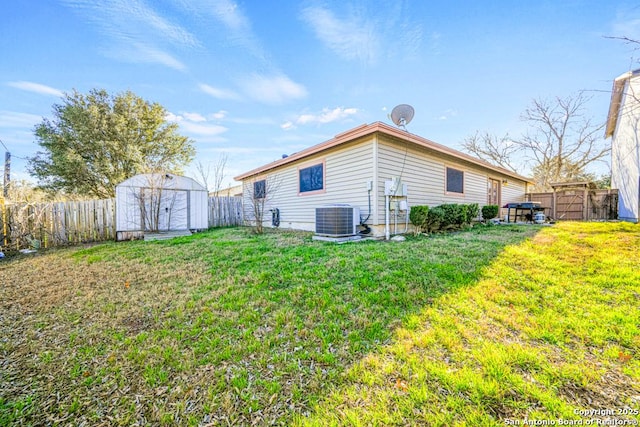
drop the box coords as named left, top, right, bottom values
left=315, top=205, right=359, bottom=237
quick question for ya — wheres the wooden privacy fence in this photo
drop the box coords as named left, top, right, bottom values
left=0, top=199, right=115, bottom=251
left=208, top=196, right=243, bottom=228
left=525, top=186, right=618, bottom=221
left=1, top=196, right=244, bottom=251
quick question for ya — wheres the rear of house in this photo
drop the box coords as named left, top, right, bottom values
left=235, top=122, right=532, bottom=237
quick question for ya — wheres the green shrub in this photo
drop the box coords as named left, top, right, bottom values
left=409, top=205, right=430, bottom=233
left=481, top=204, right=499, bottom=221
left=438, top=204, right=460, bottom=229
left=466, top=203, right=479, bottom=223
left=426, top=206, right=446, bottom=232
left=410, top=203, right=480, bottom=233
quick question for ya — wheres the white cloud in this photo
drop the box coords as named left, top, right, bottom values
left=209, top=111, right=228, bottom=120
left=128, top=43, right=187, bottom=71
left=0, top=111, right=43, bottom=128
left=142, top=6, right=199, bottom=47
left=210, top=0, right=250, bottom=32
left=199, top=83, right=241, bottom=101
left=183, top=112, right=207, bottom=122
left=437, top=108, right=458, bottom=121
left=226, top=116, right=276, bottom=125
left=62, top=0, right=197, bottom=71
left=300, top=4, right=422, bottom=64
left=281, top=107, right=359, bottom=130
left=299, top=107, right=358, bottom=125
left=166, top=111, right=228, bottom=137
left=171, top=0, right=267, bottom=65
left=239, top=74, right=307, bottom=105
left=7, top=81, right=64, bottom=97
left=301, top=6, right=377, bottom=64
left=289, top=107, right=359, bottom=127
left=180, top=121, right=228, bottom=136
left=64, top=0, right=199, bottom=46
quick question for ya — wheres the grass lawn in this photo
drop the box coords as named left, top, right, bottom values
left=0, top=222, right=638, bottom=426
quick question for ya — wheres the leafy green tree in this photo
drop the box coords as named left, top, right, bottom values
left=28, top=89, right=195, bottom=198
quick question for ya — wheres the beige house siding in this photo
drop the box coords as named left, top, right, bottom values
left=501, top=181, right=527, bottom=204
left=242, top=138, right=375, bottom=231
left=376, top=136, right=527, bottom=218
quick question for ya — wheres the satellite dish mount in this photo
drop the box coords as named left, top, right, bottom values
left=390, top=104, right=415, bottom=131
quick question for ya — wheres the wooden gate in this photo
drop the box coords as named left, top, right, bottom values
left=526, top=183, right=618, bottom=221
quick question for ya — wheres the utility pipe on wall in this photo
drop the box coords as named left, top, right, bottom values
left=385, top=194, right=390, bottom=240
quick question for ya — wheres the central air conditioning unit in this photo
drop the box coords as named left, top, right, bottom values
left=315, top=204, right=360, bottom=237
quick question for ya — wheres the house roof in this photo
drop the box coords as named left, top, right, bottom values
left=605, top=68, right=640, bottom=138
left=234, top=121, right=533, bottom=183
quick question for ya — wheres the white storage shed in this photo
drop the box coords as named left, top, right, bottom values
left=115, top=173, right=208, bottom=241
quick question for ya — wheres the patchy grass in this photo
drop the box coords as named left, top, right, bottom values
left=0, top=223, right=638, bottom=425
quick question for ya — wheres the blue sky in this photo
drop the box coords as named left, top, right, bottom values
left=1, top=0, right=639, bottom=189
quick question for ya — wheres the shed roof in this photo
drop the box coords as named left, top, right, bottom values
left=234, top=121, right=532, bottom=183
left=605, top=68, right=640, bottom=138
left=116, top=173, right=206, bottom=192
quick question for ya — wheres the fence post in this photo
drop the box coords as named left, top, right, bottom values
left=0, top=198, right=7, bottom=249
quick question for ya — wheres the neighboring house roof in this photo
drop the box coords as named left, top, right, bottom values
left=214, top=184, right=243, bottom=197
left=605, top=68, right=640, bottom=138
left=234, top=121, right=533, bottom=183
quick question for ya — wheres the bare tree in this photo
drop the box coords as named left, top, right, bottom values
left=137, top=174, right=169, bottom=232
left=243, top=175, right=280, bottom=234
left=2, top=180, right=52, bottom=203
left=194, top=160, right=211, bottom=194
left=127, top=173, right=185, bottom=233
left=604, top=35, right=640, bottom=48
left=518, top=93, right=608, bottom=190
left=194, top=154, right=228, bottom=196
left=462, top=93, right=609, bottom=191
left=211, top=154, right=228, bottom=196
left=462, top=131, right=522, bottom=172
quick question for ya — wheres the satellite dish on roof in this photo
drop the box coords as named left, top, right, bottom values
left=390, top=104, right=414, bottom=130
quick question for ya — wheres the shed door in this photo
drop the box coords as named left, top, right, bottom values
left=158, top=190, right=188, bottom=231
left=140, top=188, right=188, bottom=231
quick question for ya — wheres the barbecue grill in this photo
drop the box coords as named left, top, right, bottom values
left=503, top=202, right=545, bottom=223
